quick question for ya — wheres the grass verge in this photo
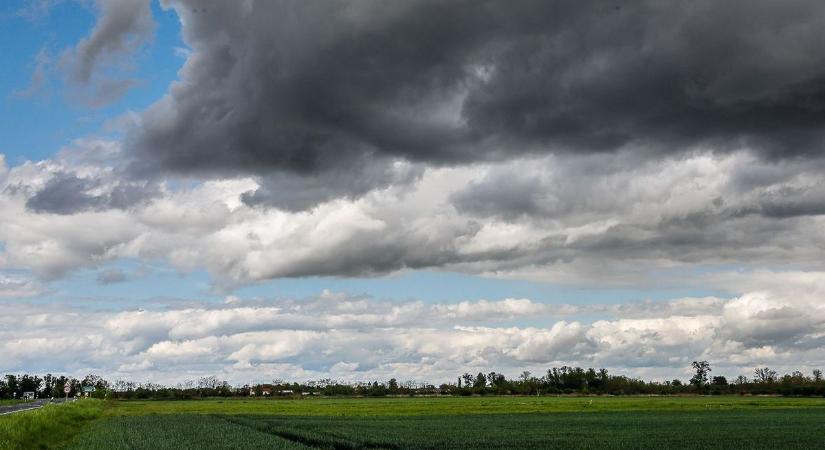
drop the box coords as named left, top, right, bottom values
left=0, top=400, right=104, bottom=450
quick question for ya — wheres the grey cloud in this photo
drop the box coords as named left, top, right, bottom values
left=25, top=173, right=104, bottom=214
left=0, top=275, right=47, bottom=298
left=96, top=268, right=129, bottom=284
left=130, top=0, right=825, bottom=201
left=756, top=186, right=825, bottom=218
left=561, top=215, right=796, bottom=266
left=25, top=172, right=158, bottom=214
left=240, top=159, right=422, bottom=211
left=83, top=78, right=141, bottom=108
left=61, top=0, right=154, bottom=105
left=452, top=175, right=548, bottom=220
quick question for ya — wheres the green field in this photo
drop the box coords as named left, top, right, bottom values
left=102, top=395, right=825, bottom=416
left=2, top=396, right=825, bottom=449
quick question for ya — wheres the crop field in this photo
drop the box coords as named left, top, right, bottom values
left=102, top=395, right=825, bottom=416
left=2, top=396, right=825, bottom=449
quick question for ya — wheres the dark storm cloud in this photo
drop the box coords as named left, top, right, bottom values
left=132, top=0, right=825, bottom=190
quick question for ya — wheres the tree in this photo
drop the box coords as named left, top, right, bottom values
left=5, top=375, right=18, bottom=398
left=388, top=378, right=398, bottom=393
left=18, top=375, right=41, bottom=397
left=690, top=361, right=711, bottom=387
left=754, top=367, right=777, bottom=383
left=461, top=373, right=474, bottom=388
left=785, top=371, right=807, bottom=385
left=487, top=372, right=507, bottom=393
left=813, top=369, right=822, bottom=383
left=473, top=372, right=487, bottom=392
left=711, top=376, right=727, bottom=386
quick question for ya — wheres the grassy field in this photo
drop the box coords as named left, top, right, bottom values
left=2, top=396, right=825, bottom=449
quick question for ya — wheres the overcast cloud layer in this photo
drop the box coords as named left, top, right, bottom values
left=3, top=0, right=825, bottom=381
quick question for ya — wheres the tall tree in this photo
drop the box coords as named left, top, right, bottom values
left=690, top=361, right=711, bottom=387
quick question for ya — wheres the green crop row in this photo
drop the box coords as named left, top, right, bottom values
left=66, top=409, right=825, bottom=449
left=104, top=395, right=825, bottom=417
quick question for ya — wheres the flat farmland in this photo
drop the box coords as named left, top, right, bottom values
left=103, top=395, right=825, bottom=416
left=3, top=396, right=825, bottom=449
left=66, top=410, right=825, bottom=450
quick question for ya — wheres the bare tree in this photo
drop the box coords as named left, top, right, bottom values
left=753, top=367, right=777, bottom=383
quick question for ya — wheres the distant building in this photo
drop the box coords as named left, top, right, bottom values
left=22, top=392, right=35, bottom=400
left=250, top=385, right=274, bottom=396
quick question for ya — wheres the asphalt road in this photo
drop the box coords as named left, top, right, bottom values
left=0, top=398, right=73, bottom=416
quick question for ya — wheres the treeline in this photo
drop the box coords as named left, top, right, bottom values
left=0, top=373, right=103, bottom=399
left=3, top=363, right=825, bottom=400
left=444, top=364, right=825, bottom=397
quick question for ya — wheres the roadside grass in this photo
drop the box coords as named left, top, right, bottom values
left=105, top=395, right=825, bottom=417
left=0, top=400, right=104, bottom=450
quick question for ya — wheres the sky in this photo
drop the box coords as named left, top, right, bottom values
left=2, top=0, right=825, bottom=386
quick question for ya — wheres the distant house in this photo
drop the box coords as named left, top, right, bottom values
left=22, top=392, right=35, bottom=400
left=250, top=385, right=274, bottom=396
left=277, top=390, right=293, bottom=396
